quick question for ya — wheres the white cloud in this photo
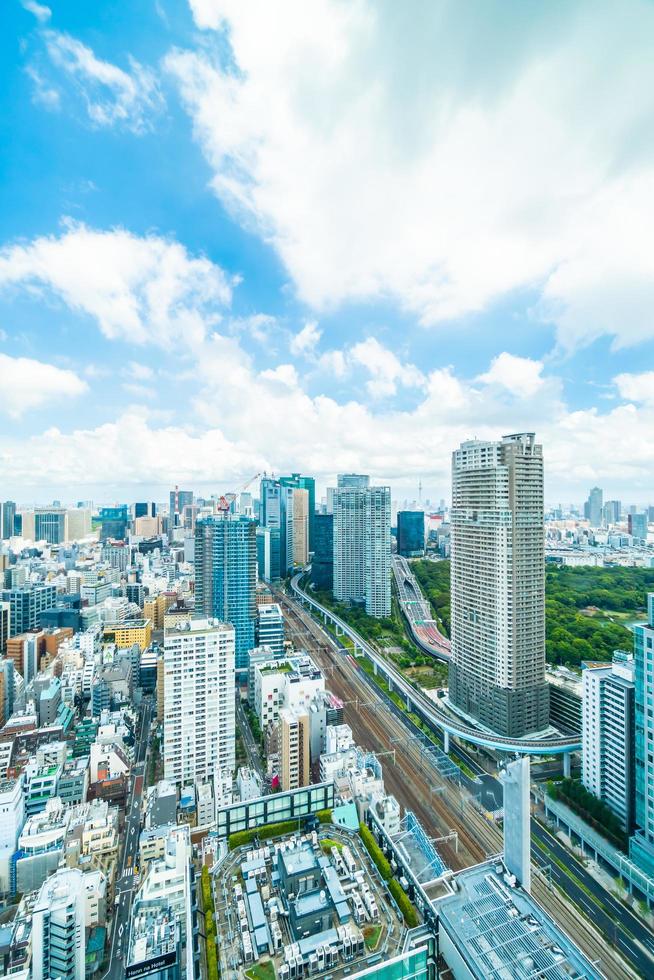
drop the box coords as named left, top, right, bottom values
left=2, top=341, right=653, bottom=497
left=318, top=349, right=347, bottom=378
left=0, top=353, right=87, bottom=417
left=614, top=371, right=654, bottom=405
left=290, top=320, right=321, bottom=356
left=0, top=221, right=233, bottom=347
left=125, top=361, right=155, bottom=381
left=350, top=336, right=424, bottom=398
left=26, top=66, right=61, bottom=110
left=21, top=0, right=51, bottom=23
left=478, top=352, right=545, bottom=399
left=167, top=1, right=654, bottom=350
left=259, top=363, right=299, bottom=388
left=44, top=31, right=163, bottom=133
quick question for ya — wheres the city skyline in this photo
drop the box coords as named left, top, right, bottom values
left=2, top=2, right=654, bottom=501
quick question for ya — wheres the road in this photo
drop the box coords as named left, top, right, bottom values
left=279, top=585, right=653, bottom=979
left=103, top=696, right=154, bottom=980
left=235, top=693, right=266, bottom=780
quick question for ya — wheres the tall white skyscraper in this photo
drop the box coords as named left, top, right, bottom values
left=333, top=477, right=391, bottom=618
left=32, top=867, right=86, bottom=980
left=449, top=433, right=549, bottom=737
left=163, top=619, right=235, bottom=786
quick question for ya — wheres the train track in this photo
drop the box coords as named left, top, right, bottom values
left=278, top=594, right=486, bottom=868
left=277, top=588, right=641, bottom=980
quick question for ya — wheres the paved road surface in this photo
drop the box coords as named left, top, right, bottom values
left=103, top=697, right=153, bottom=980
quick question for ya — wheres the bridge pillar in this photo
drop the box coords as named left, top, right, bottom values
left=373, top=661, right=378, bottom=676
left=443, top=730, right=450, bottom=754
left=406, top=693, right=411, bottom=710
left=563, top=752, right=571, bottom=779
left=335, top=624, right=343, bottom=636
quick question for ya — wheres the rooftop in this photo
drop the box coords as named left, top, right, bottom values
left=437, top=862, right=602, bottom=980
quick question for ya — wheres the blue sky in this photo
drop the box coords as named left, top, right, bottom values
left=1, top=0, right=654, bottom=506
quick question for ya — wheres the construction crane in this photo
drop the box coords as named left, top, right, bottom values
left=239, top=472, right=262, bottom=493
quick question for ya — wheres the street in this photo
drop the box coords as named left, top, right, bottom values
left=103, top=696, right=154, bottom=980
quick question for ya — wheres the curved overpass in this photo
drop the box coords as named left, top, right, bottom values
left=392, top=555, right=451, bottom=661
left=290, top=575, right=580, bottom=756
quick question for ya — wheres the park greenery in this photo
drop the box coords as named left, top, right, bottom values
left=310, top=583, right=447, bottom=686
left=547, top=778, right=628, bottom=851
left=412, top=560, right=653, bottom=667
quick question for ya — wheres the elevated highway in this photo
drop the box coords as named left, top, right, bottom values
left=290, top=574, right=580, bottom=758
left=392, top=555, right=451, bottom=660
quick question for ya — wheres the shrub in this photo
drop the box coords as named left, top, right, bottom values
left=389, top=878, right=419, bottom=927
left=359, top=823, right=392, bottom=881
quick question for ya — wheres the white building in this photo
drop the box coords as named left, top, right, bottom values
left=257, top=603, right=285, bottom=657
left=582, top=653, right=635, bottom=832
left=0, top=775, right=24, bottom=894
left=449, top=434, right=549, bottom=738
left=32, top=867, right=86, bottom=980
left=333, top=476, right=391, bottom=618
left=163, top=619, right=235, bottom=786
left=253, top=654, right=324, bottom=731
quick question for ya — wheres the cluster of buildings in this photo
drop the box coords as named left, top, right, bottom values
left=1, top=442, right=653, bottom=980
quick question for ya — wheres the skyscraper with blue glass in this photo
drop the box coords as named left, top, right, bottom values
left=194, top=514, right=257, bottom=675
left=630, top=593, right=654, bottom=875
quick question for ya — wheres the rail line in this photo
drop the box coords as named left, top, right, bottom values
left=290, top=574, right=581, bottom=756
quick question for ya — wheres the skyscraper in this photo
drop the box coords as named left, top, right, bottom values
left=169, top=487, right=193, bottom=528
left=194, top=514, right=257, bottom=673
left=1, top=500, right=16, bottom=539
left=279, top=473, right=316, bottom=551
left=584, top=486, right=603, bottom=527
left=291, top=487, right=309, bottom=566
left=448, top=434, right=549, bottom=738
left=631, top=594, right=654, bottom=876
left=260, top=478, right=297, bottom=578
left=311, top=513, right=333, bottom=591
left=396, top=511, right=426, bottom=557
left=333, top=478, right=391, bottom=618
left=163, top=618, right=235, bottom=786
left=628, top=512, right=648, bottom=543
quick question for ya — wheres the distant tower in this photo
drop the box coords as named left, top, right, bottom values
left=418, top=479, right=422, bottom=504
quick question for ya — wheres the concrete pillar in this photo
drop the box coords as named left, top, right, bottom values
left=406, top=694, right=411, bottom=710
left=563, top=752, right=571, bottom=779
left=443, top=730, right=450, bottom=754
left=373, top=661, right=378, bottom=676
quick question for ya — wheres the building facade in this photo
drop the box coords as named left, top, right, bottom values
left=31, top=867, right=86, bottom=980
left=582, top=654, right=635, bottom=832
left=333, top=478, right=391, bottom=618
left=1, top=585, right=57, bottom=637
left=256, top=603, right=285, bottom=658
left=311, top=513, right=333, bottom=592
left=631, top=594, right=654, bottom=875
left=448, top=434, right=549, bottom=738
left=163, top=619, right=235, bottom=786
left=194, top=514, right=257, bottom=673
left=396, top=511, right=425, bottom=558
